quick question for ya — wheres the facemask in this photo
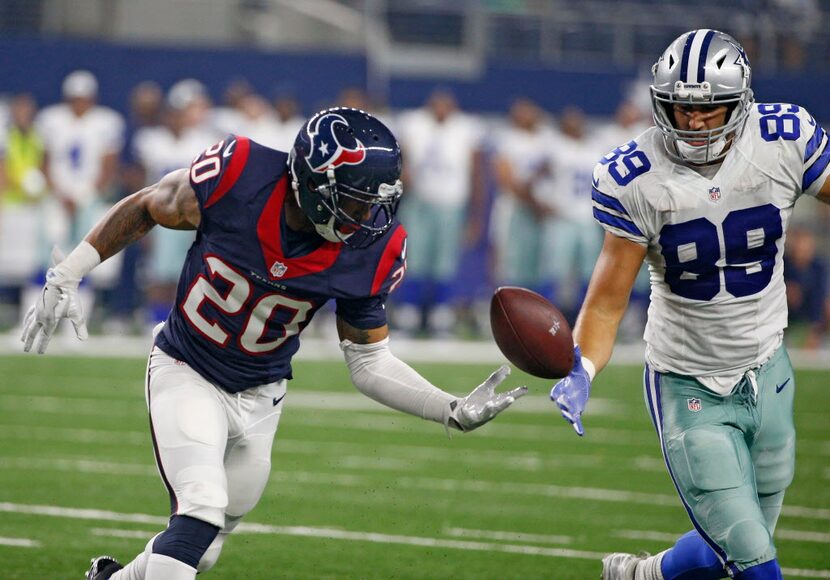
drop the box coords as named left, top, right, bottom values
left=675, top=133, right=730, bottom=165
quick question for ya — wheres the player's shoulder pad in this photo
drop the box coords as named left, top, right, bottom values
left=370, top=222, right=408, bottom=296
left=752, top=103, right=829, bottom=193
left=189, top=134, right=251, bottom=210
left=591, top=135, right=657, bottom=244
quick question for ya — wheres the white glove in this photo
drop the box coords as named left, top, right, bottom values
left=21, top=247, right=89, bottom=354
left=448, top=365, right=528, bottom=432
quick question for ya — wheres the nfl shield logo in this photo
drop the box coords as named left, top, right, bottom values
left=270, top=261, right=288, bottom=278
left=708, top=187, right=722, bottom=202
left=687, top=398, right=702, bottom=412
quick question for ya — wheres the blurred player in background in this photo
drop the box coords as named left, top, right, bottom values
left=20, top=107, right=526, bottom=580
left=491, top=97, right=555, bottom=293
left=31, top=70, right=125, bottom=330
left=548, top=30, right=830, bottom=579
left=395, top=89, right=485, bottom=336
left=133, top=79, right=221, bottom=326
left=539, top=106, right=604, bottom=315
left=0, top=93, right=45, bottom=299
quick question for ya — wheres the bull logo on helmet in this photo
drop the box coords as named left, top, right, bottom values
left=305, top=112, right=367, bottom=173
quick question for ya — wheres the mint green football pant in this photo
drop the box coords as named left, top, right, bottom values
left=644, top=345, right=795, bottom=574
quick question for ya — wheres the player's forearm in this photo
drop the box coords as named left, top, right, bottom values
left=85, top=188, right=157, bottom=262
left=341, top=338, right=456, bottom=425
left=572, top=302, right=627, bottom=376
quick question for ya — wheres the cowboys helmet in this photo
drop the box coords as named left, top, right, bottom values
left=289, top=107, right=403, bottom=247
left=651, top=29, right=754, bottom=165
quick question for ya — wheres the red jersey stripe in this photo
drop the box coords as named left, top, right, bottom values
left=371, top=225, right=407, bottom=296
left=205, top=136, right=251, bottom=208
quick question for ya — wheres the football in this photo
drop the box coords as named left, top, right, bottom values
left=490, top=286, right=575, bottom=379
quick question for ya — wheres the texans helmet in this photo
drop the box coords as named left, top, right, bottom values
left=650, top=29, right=754, bottom=165
left=289, top=107, right=403, bottom=247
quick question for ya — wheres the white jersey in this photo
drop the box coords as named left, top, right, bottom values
left=543, top=132, right=604, bottom=223
left=592, top=103, right=830, bottom=392
left=132, top=124, right=219, bottom=183
left=36, top=104, right=124, bottom=204
left=397, top=109, right=484, bottom=207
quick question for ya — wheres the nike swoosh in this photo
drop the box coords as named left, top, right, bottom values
left=272, top=393, right=286, bottom=407
left=775, top=378, right=791, bottom=393
left=223, top=141, right=236, bottom=158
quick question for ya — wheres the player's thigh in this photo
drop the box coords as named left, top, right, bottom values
left=224, top=381, right=285, bottom=520
left=752, top=346, right=796, bottom=497
left=399, top=197, right=434, bottom=277
left=432, top=205, right=465, bottom=281
left=541, top=219, right=578, bottom=282
left=147, top=347, right=230, bottom=526
left=576, top=224, right=603, bottom=282
left=645, top=369, right=773, bottom=566
left=501, top=206, right=542, bottom=285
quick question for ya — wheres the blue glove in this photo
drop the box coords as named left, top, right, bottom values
left=550, top=345, right=591, bottom=436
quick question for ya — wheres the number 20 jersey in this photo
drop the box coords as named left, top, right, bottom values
left=155, top=136, right=407, bottom=392
left=591, top=103, right=830, bottom=383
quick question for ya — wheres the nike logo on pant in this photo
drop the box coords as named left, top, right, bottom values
left=775, top=378, right=790, bottom=393
left=272, top=393, right=286, bottom=406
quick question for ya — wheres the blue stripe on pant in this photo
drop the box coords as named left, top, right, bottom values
left=643, top=366, right=737, bottom=575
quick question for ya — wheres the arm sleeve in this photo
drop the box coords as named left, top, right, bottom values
left=341, top=337, right=455, bottom=424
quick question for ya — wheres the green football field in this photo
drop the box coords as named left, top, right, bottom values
left=0, top=354, right=828, bottom=579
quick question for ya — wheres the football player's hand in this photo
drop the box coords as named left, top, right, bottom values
left=449, top=365, right=528, bottom=431
left=21, top=247, right=88, bottom=354
left=550, top=345, right=591, bottom=436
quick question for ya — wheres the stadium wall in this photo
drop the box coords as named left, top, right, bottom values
left=3, top=37, right=829, bottom=121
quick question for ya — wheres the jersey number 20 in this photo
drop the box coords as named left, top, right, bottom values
left=182, top=255, right=313, bottom=354
left=659, top=204, right=783, bottom=301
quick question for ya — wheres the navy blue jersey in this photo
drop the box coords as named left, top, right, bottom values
left=155, top=135, right=407, bottom=392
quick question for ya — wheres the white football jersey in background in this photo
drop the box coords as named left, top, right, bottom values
left=592, top=103, right=830, bottom=393
left=397, top=109, right=484, bottom=208
left=36, top=103, right=124, bottom=204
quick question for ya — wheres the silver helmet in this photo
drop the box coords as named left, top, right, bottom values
left=650, top=29, right=754, bottom=165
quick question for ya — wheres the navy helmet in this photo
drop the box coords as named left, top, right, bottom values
left=289, top=107, right=403, bottom=247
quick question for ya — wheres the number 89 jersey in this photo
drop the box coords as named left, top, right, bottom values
left=591, top=103, right=830, bottom=383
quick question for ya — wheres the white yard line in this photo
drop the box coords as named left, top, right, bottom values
left=0, top=536, right=40, bottom=548
left=777, top=529, right=830, bottom=543
left=3, top=333, right=830, bottom=370
left=2, top=507, right=828, bottom=578
left=3, top=457, right=830, bottom=522
left=442, top=527, right=572, bottom=545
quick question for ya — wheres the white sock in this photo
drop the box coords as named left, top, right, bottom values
left=145, top=553, right=197, bottom=580
left=635, top=550, right=667, bottom=580
left=111, top=533, right=158, bottom=580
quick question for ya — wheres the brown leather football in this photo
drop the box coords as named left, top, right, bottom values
left=490, top=286, right=574, bottom=379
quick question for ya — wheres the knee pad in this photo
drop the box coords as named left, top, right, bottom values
left=726, top=519, right=774, bottom=566
left=153, top=515, right=220, bottom=569
left=173, top=465, right=228, bottom=528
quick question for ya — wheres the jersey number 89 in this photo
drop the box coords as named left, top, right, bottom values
left=659, top=204, right=783, bottom=301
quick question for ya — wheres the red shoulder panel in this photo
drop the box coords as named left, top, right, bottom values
left=204, top=136, right=251, bottom=209
left=371, top=225, right=407, bottom=296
